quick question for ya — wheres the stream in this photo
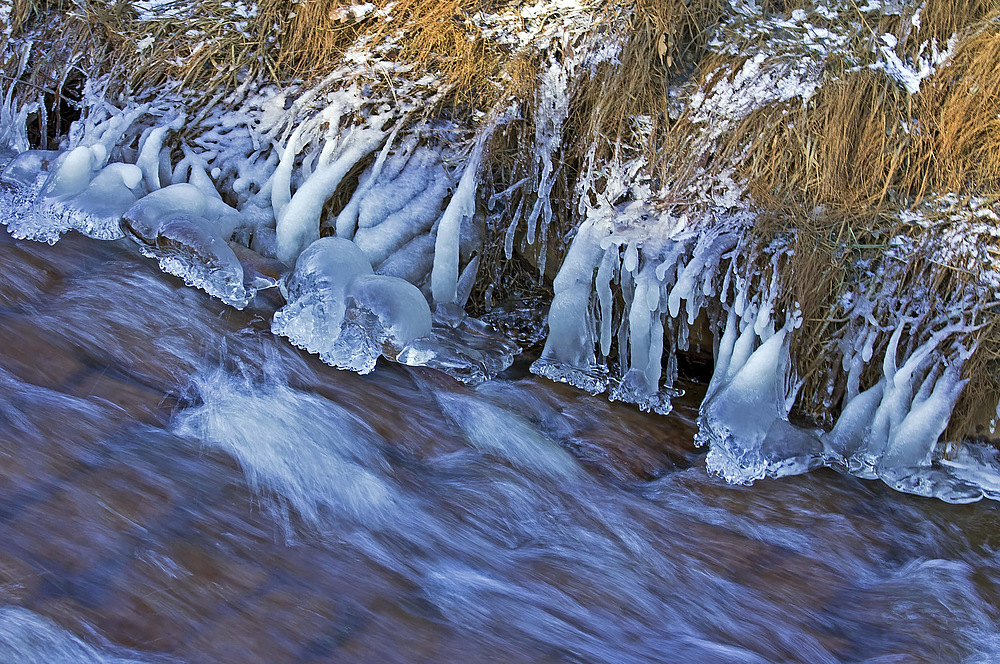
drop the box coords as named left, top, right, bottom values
left=1, top=226, right=999, bottom=663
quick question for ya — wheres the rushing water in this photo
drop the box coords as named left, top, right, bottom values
left=1, top=226, right=1000, bottom=663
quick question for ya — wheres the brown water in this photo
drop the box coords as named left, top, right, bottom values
left=1, top=227, right=999, bottom=663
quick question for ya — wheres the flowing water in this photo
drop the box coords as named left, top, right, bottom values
left=1, top=225, right=1000, bottom=664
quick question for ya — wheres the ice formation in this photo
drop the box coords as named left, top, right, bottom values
left=3, top=145, right=142, bottom=242
left=271, top=237, right=429, bottom=373
left=1, top=0, right=999, bottom=502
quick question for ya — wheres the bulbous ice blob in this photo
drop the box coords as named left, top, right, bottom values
left=346, top=273, right=432, bottom=351
left=147, top=215, right=248, bottom=307
left=48, top=163, right=145, bottom=240
left=286, top=236, right=373, bottom=302
left=122, top=183, right=241, bottom=243
left=39, top=146, right=98, bottom=199
left=273, top=237, right=434, bottom=374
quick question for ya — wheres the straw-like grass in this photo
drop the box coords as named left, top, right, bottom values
left=916, top=21, right=1000, bottom=197
left=581, top=0, right=725, bottom=152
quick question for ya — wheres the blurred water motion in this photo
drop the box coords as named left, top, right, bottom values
left=1, top=227, right=999, bottom=664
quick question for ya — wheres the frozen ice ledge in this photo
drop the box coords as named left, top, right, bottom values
left=1, top=114, right=998, bottom=504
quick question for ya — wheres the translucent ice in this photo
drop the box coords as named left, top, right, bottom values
left=140, top=215, right=249, bottom=307
left=3, top=150, right=145, bottom=242
left=122, top=184, right=249, bottom=306
left=700, top=317, right=813, bottom=483
left=38, top=145, right=100, bottom=199
left=531, top=216, right=612, bottom=393
left=0, top=149, right=60, bottom=190
left=285, top=236, right=374, bottom=301
left=396, top=308, right=519, bottom=385
left=45, top=163, right=144, bottom=240
left=122, top=183, right=241, bottom=242
left=273, top=237, right=434, bottom=374
left=346, top=273, right=432, bottom=351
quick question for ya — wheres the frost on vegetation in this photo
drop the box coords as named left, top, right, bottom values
left=711, top=0, right=956, bottom=90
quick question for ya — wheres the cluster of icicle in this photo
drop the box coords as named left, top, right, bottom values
left=532, top=194, right=1000, bottom=501
left=0, top=5, right=622, bottom=384
left=0, top=80, right=518, bottom=385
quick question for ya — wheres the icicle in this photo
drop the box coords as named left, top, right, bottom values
left=881, top=363, right=967, bottom=469
left=624, top=263, right=658, bottom=393
left=861, top=326, right=877, bottom=363
left=270, top=124, right=305, bottom=223
left=334, top=123, right=400, bottom=239
left=537, top=222, right=549, bottom=276
left=822, top=379, right=885, bottom=458
left=596, top=246, right=618, bottom=358
left=864, top=325, right=950, bottom=461
left=753, top=261, right=780, bottom=340
left=645, top=306, right=665, bottom=394
left=136, top=118, right=183, bottom=192
left=431, top=129, right=491, bottom=304
left=275, top=126, right=387, bottom=264
left=456, top=254, right=480, bottom=308
left=531, top=215, right=611, bottom=393
left=726, top=314, right=759, bottom=384
left=706, top=307, right=739, bottom=402
left=623, top=241, right=639, bottom=273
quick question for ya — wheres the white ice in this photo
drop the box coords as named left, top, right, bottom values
left=275, top=124, right=388, bottom=264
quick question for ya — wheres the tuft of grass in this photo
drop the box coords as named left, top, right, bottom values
left=916, top=20, right=1000, bottom=197
left=734, top=67, right=914, bottom=213
left=581, top=0, right=725, bottom=159
left=949, top=316, right=1000, bottom=442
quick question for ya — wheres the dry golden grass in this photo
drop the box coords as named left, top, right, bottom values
left=950, top=316, right=1000, bottom=442
left=665, top=3, right=1000, bottom=213
left=378, top=0, right=505, bottom=108
left=582, top=0, right=724, bottom=156
left=690, top=14, right=1000, bottom=433
left=916, top=21, right=1000, bottom=196
left=276, top=0, right=369, bottom=77
left=734, top=69, right=913, bottom=212
left=869, top=0, right=1000, bottom=57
